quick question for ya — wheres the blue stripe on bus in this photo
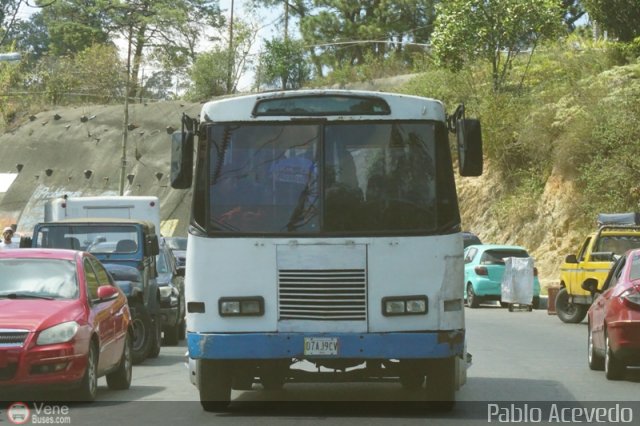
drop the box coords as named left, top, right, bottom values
left=187, top=331, right=464, bottom=359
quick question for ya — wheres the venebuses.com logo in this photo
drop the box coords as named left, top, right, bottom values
left=3, top=402, right=72, bottom=425
left=5, top=402, right=30, bottom=425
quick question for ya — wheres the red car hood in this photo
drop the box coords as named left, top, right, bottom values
left=0, top=299, right=82, bottom=331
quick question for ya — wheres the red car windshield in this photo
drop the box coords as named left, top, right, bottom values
left=0, top=259, right=78, bottom=299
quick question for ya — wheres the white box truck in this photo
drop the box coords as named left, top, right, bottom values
left=44, top=195, right=161, bottom=234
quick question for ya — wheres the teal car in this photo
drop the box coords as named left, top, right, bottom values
left=464, top=244, right=541, bottom=309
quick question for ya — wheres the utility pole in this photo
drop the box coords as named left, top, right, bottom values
left=226, top=0, right=235, bottom=94
left=284, top=1, right=289, bottom=41
left=119, top=23, right=134, bottom=196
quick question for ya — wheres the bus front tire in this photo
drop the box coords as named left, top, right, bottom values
left=399, top=360, right=426, bottom=390
left=426, top=357, right=455, bottom=412
left=199, top=360, right=232, bottom=412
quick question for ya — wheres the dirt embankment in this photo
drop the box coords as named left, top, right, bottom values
left=456, top=164, right=585, bottom=289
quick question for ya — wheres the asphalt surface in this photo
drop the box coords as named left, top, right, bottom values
left=2, top=303, right=640, bottom=425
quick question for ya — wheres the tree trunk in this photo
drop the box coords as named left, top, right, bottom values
left=130, top=23, right=147, bottom=101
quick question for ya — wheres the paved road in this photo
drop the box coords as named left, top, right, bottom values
left=3, top=304, right=639, bottom=425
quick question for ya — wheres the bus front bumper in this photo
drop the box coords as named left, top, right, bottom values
left=187, top=330, right=465, bottom=360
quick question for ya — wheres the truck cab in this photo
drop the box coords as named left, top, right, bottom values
left=558, top=222, right=640, bottom=323
left=28, top=218, right=162, bottom=363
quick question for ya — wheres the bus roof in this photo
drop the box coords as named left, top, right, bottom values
left=200, top=90, right=447, bottom=123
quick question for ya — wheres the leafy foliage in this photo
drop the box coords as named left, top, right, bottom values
left=582, top=0, right=640, bottom=42
left=561, top=0, right=586, bottom=31
left=431, top=0, right=565, bottom=92
left=30, top=44, right=124, bottom=105
left=0, top=56, right=24, bottom=126
left=39, top=0, right=111, bottom=57
left=6, top=12, right=50, bottom=63
left=0, top=0, right=21, bottom=47
left=256, top=37, right=310, bottom=90
left=185, top=48, right=229, bottom=100
left=300, top=0, right=437, bottom=77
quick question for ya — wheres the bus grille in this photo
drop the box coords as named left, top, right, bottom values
left=278, top=269, right=367, bottom=321
left=0, top=330, right=29, bottom=347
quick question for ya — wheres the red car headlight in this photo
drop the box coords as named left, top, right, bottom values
left=36, top=321, right=79, bottom=345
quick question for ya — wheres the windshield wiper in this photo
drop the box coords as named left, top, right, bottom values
left=0, top=293, right=55, bottom=300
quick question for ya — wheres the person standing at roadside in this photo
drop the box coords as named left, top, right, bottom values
left=0, top=226, right=19, bottom=249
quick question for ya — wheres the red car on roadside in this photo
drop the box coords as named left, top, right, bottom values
left=584, top=249, right=640, bottom=380
left=0, top=249, right=133, bottom=401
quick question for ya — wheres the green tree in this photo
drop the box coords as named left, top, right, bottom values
left=106, top=0, right=223, bottom=98
left=141, top=70, right=175, bottom=99
left=6, top=12, right=50, bottom=62
left=1, top=0, right=22, bottom=47
left=249, top=1, right=312, bottom=38
left=431, top=0, right=564, bottom=92
left=188, top=16, right=258, bottom=97
left=38, top=0, right=112, bottom=56
left=256, top=37, right=310, bottom=89
left=34, top=1, right=222, bottom=99
left=582, top=0, right=640, bottom=42
left=30, top=44, right=123, bottom=104
left=185, top=48, right=229, bottom=100
left=299, top=1, right=436, bottom=77
left=73, top=44, right=125, bottom=102
left=562, top=0, right=586, bottom=31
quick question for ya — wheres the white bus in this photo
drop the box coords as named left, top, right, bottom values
left=171, top=90, right=483, bottom=411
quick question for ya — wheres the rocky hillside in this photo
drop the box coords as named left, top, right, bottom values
left=457, top=164, right=583, bottom=288
left=0, top=101, right=201, bottom=236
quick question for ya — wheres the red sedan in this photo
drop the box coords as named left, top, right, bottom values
left=585, top=249, right=640, bottom=380
left=0, top=249, right=132, bottom=401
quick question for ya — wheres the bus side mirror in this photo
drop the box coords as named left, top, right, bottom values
left=145, top=235, right=160, bottom=257
left=171, top=131, right=194, bottom=189
left=457, top=119, right=483, bottom=177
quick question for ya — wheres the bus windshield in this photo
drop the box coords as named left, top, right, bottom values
left=206, top=121, right=458, bottom=235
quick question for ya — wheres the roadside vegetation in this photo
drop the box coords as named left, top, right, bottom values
left=2, top=0, right=640, bottom=239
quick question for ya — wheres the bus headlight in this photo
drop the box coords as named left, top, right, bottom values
left=219, top=297, right=264, bottom=317
left=382, top=296, right=428, bottom=316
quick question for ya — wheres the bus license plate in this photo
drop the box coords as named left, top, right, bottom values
left=304, top=337, right=339, bottom=356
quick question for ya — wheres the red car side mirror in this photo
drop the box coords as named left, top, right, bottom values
left=97, top=285, right=119, bottom=300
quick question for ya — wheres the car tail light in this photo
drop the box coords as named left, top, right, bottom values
left=474, top=266, right=488, bottom=276
left=621, top=286, right=640, bottom=309
left=533, top=267, right=538, bottom=277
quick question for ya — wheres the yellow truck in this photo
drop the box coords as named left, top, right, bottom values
left=557, top=218, right=640, bottom=323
